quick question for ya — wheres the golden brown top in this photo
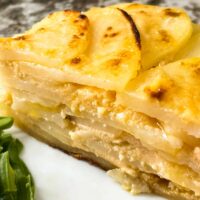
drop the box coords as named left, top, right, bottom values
left=111, top=3, right=193, bottom=69
left=119, top=58, right=200, bottom=137
left=0, top=3, right=193, bottom=91
left=0, top=7, right=141, bottom=91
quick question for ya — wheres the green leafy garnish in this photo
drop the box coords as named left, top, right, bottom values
left=0, top=117, right=35, bottom=200
left=0, top=117, right=14, bottom=131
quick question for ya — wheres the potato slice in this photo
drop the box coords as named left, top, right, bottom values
left=118, top=58, right=200, bottom=138
left=0, top=8, right=141, bottom=91
left=175, top=24, right=200, bottom=60
left=83, top=7, right=141, bottom=91
left=0, top=10, right=90, bottom=67
left=112, top=3, right=193, bottom=69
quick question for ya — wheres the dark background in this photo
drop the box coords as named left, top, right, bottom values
left=0, top=0, right=199, bottom=36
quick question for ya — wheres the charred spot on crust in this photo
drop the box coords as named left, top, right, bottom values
left=138, top=10, right=150, bottom=16
left=65, top=115, right=73, bottom=121
left=81, top=25, right=88, bottom=31
left=74, top=19, right=79, bottom=23
left=110, top=32, right=119, bottom=37
left=118, top=51, right=131, bottom=59
left=79, top=14, right=87, bottom=19
left=107, top=26, right=113, bottom=31
left=159, top=30, right=171, bottom=43
left=105, top=59, right=122, bottom=76
left=192, top=62, right=200, bottom=74
left=80, top=32, right=85, bottom=36
left=110, top=59, right=121, bottom=66
left=163, top=8, right=182, bottom=17
left=73, top=35, right=80, bottom=40
left=106, top=59, right=121, bottom=70
left=104, top=32, right=119, bottom=38
left=103, top=25, right=119, bottom=38
left=71, top=57, right=81, bottom=64
left=64, top=9, right=71, bottom=13
left=14, top=35, right=27, bottom=40
left=74, top=14, right=88, bottom=23
left=139, top=10, right=146, bottom=14
left=194, top=67, right=200, bottom=74
left=181, top=60, right=200, bottom=74
left=145, top=87, right=166, bottom=100
left=69, top=35, right=82, bottom=48
left=74, top=16, right=89, bottom=30
left=38, top=28, right=45, bottom=32
left=118, top=8, right=141, bottom=49
left=107, top=59, right=121, bottom=72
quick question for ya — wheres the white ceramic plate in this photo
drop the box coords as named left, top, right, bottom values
left=10, top=127, right=165, bottom=200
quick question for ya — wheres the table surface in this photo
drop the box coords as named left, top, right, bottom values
left=0, top=0, right=199, bottom=37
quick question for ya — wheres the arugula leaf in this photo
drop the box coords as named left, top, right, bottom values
left=0, top=117, right=13, bottom=130
left=8, top=139, right=34, bottom=200
left=0, top=152, right=17, bottom=194
left=0, top=117, right=35, bottom=200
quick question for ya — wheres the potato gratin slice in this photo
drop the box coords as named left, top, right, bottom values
left=0, top=3, right=200, bottom=200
